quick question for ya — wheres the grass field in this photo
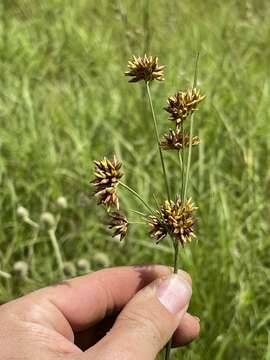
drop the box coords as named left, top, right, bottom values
left=1, top=0, right=270, bottom=359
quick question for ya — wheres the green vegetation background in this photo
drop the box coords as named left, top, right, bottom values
left=1, top=0, right=270, bottom=359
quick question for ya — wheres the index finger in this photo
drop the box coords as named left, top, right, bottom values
left=31, top=265, right=176, bottom=331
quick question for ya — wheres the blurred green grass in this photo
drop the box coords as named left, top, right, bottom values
left=1, top=0, right=270, bottom=358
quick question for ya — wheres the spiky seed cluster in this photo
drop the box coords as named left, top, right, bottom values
left=108, top=211, right=129, bottom=240
left=160, top=128, right=200, bottom=151
left=164, top=88, right=205, bottom=125
left=91, top=156, right=123, bottom=209
left=125, top=55, right=165, bottom=83
left=149, top=197, right=197, bottom=246
left=149, top=215, right=168, bottom=243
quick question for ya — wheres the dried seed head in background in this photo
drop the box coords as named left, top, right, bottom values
left=125, top=55, right=165, bottom=83
left=63, top=262, right=76, bottom=277
left=160, top=128, right=200, bottom=151
left=149, top=197, right=197, bottom=246
left=91, top=156, right=123, bottom=209
left=17, top=206, right=29, bottom=220
left=164, top=88, right=205, bottom=125
left=108, top=211, right=129, bottom=240
left=13, top=261, right=28, bottom=279
left=40, top=212, right=55, bottom=228
left=76, top=258, right=90, bottom=272
left=56, top=196, right=68, bottom=209
left=93, top=252, right=111, bottom=269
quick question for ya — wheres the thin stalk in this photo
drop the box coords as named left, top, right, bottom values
left=28, top=226, right=40, bottom=275
left=165, top=339, right=172, bottom=359
left=183, top=113, right=194, bottom=201
left=178, top=149, right=183, bottom=168
left=181, top=127, right=186, bottom=199
left=48, top=228, right=64, bottom=277
left=128, top=221, right=146, bottom=225
left=183, top=52, right=200, bottom=202
left=146, top=81, right=171, bottom=200
left=0, top=270, right=11, bottom=279
left=128, top=209, right=148, bottom=218
left=119, top=181, right=154, bottom=214
left=165, top=52, right=200, bottom=360
left=173, top=239, right=179, bottom=274
left=178, top=149, right=183, bottom=193
left=165, top=237, right=179, bottom=359
left=24, top=217, right=39, bottom=229
left=152, top=193, right=160, bottom=209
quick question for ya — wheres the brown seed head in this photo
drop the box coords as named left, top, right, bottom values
left=148, top=215, right=168, bottom=243
left=125, top=55, right=165, bottom=83
left=91, top=156, right=123, bottom=209
left=160, top=128, right=200, bottom=151
left=164, top=88, right=205, bottom=124
left=149, top=197, right=197, bottom=246
left=108, top=211, right=129, bottom=240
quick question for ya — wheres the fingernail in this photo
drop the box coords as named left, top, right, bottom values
left=157, top=274, right=192, bottom=315
left=193, top=315, right=200, bottom=322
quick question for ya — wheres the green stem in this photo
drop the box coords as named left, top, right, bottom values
left=119, top=181, right=153, bottom=214
left=165, top=237, right=179, bottom=360
left=178, top=149, right=183, bottom=194
left=165, top=339, right=172, bottom=360
left=48, top=228, right=64, bottom=277
left=28, top=226, right=40, bottom=275
left=146, top=81, right=171, bottom=200
left=128, top=209, right=148, bottom=218
left=181, top=127, right=186, bottom=199
left=24, top=217, right=39, bottom=229
left=178, top=149, right=183, bottom=168
left=0, top=270, right=11, bottom=279
left=183, top=113, right=194, bottom=201
left=173, top=239, right=179, bottom=274
left=183, top=52, right=200, bottom=202
left=128, top=221, right=146, bottom=224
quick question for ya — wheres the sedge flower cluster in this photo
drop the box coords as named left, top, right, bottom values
left=91, top=156, right=128, bottom=240
left=92, top=55, right=205, bottom=247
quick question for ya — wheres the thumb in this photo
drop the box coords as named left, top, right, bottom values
left=89, top=271, right=192, bottom=360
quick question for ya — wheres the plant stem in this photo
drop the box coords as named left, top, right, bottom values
left=164, top=52, right=200, bottom=360
left=181, top=127, right=186, bottom=199
left=173, top=239, right=179, bottom=274
left=183, top=52, right=200, bottom=202
left=183, top=112, right=194, bottom=201
left=165, top=338, right=172, bottom=359
left=28, top=226, right=40, bottom=274
left=0, top=270, right=11, bottom=279
left=128, top=209, right=148, bottom=218
left=24, top=217, right=39, bottom=229
left=178, top=149, right=183, bottom=168
left=128, top=221, right=146, bottom=224
left=146, top=81, right=171, bottom=200
left=178, top=149, right=183, bottom=194
left=48, top=228, right=64, bottom=277
left=119, top=181, right=154, bottom=214
left=165, top=237, right=179, bottom=360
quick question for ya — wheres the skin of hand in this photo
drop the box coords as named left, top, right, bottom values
left=0, top=265, right=199, bottom=360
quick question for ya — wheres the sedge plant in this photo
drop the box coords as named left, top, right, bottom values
left=91, top=54, right=205, bottom=359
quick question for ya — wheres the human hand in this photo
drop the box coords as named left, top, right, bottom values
left=0, top=265, right=199, bottom=360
